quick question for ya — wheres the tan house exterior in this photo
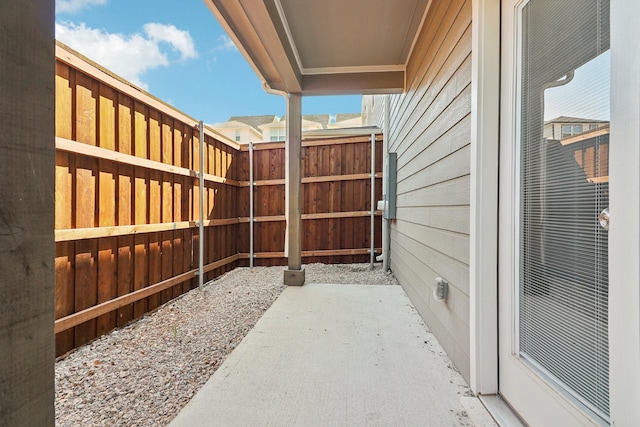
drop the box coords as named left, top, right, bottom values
left=329, top=113, right=363, bottom=129
left=211, top=118, right=264, bottom=143
left=211, top=114, right=362, bottom=143
left=543, top=116, right=609, bottom=140
left=259, top=117, right=323, bottom=141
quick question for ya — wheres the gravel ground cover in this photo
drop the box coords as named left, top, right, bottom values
left=55, top=263, right=399, bottom=426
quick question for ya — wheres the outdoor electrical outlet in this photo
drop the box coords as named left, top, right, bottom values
left=434, top=277, right=448, bottom=302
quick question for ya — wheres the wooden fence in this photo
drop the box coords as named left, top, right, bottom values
left=236, top=137, right=383, bottom=266
left=54, top=43, right=382, bottom=357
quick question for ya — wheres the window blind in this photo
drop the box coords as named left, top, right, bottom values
left=518, top=0, right=610, bottom=421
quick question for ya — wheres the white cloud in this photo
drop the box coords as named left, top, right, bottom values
left=215, top=35, right=238, bottom=51
left=55, top=21, right=197, bottom=90
left=143, top=23, right=197, bottom=61
left=207, top=35, right=238, bottom=70
left=56, top=0, right=108, bottom=14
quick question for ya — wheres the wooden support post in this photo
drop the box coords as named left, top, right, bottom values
left=0, top=0, right=55, bottom=424
left=284, top=92, right=305, bottom=286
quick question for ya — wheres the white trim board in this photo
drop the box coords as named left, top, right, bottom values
left=469, top=0, right=501, bottom=395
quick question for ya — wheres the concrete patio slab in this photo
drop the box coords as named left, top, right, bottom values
left=170, top=284, right=475, bottom=426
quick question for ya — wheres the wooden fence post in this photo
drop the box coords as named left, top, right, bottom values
left=249, top=141, right=254, bottom=268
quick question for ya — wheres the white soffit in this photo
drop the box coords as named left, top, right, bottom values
left=204, top=0, right=432, bottom=94
left=276, top=0, right=429, bottom=74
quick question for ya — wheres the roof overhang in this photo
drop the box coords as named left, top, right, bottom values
left=204, top=0, right=432, bottom=95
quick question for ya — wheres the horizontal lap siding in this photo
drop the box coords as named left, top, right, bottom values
left=387, top=0, right=472, bottom=381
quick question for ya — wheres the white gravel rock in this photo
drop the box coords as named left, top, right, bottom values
left=55, top=263, right=398, bottom=426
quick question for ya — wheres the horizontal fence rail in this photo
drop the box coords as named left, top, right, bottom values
left=54, top=42, right=382, bottom=357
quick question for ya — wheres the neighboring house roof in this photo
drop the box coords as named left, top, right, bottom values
left=298, top=114, right=331, bottom=128
left=208, top=119, right=262, bottom=142
left=303, top=125, right=381, bottom=138
left=211, top=119, right=256, bottom=129
left=217, top=113, right=363, bottom=138
left=227, top=114, right=359, bottom=131
left=227, top=115, right=279, bottom=132
left=336, top=113, right=361, bottom=122
left=560, top=123, right=610, bottom=146
left=260, top=117, right=325, bottom=130
left=331, top=115, right=363, bottom=129
left=544, top=116, right=607, bottom=124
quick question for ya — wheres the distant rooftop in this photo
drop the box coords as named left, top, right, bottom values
left=336, top=113, right=361, bottom=122
left=227, top=113, right=361, bottom=130
left=286, top=114, right=331, bottom=128
left=213, top=113, right=365, bottom=143
left=545, top=116, right=609, bottom=124
left=227, top=115, right=278, bottom=132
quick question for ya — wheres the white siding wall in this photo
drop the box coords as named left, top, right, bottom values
left=368, top=0, right=472, bottom=381
left=362, top=96, right=385, bottom=130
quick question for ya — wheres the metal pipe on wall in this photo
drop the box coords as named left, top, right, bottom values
left=383, top=95, right=391, bottom=271
left=370, top=132, right=376, bottom=270
left=198, top=120, right=205, bottom=288
left=249, top=141, right=254, bottom=268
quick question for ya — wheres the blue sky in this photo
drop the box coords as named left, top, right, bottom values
left=544, top=50, right=610, bottom=122
left=54, top=0, right=363, bottom=125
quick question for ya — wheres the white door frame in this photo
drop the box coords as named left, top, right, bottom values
left=608, top=0, right=640, bottom=424
left=469, top=0, right=500, bottom=396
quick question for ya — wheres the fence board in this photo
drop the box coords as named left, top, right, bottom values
left=75, top=71, right=97, bottom=145
left=342, top=143, right=355, bottom=263
left=172, top=231, right=183, bottom=298
left=74, top=240, right=97, bottom=347
left=55, top=62, right=72, bottom=140
left=55, top=241, right=74, bottom=355
left=328, top=145, right=340, bottom=263
left=97, top=163, right=117, bottom=334
left=117, top=93, right=133, bottom=155
left=268, top=148, right=283, bottom=266
left=116, top=236, right=133, bottom=326
left=148, top=168, right=162, bottom=310
left=302, top=145, right=316, bottom=260
left=254, top=150, right=265, bottom=263
left=317, top=145, right=330, bottom=255
left=162, top=170, right=176, bottom=301
left=133, top=234, right=148, bottom=318
left=99, top=85, right=116, bottom=149
left=207, top=186, right=215, bottom=281
left=133, top=165, right=148, bottom=317
left=97, top=238, right=117, bottom=336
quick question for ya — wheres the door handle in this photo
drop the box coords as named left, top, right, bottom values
left=599, top=208, right=610, bottom=231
